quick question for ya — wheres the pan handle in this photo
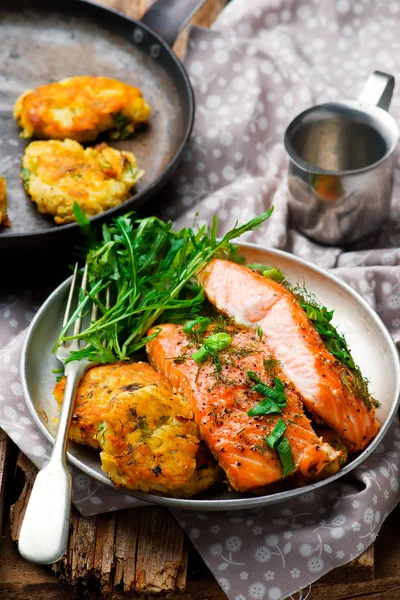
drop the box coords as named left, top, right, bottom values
left=141, top=0, right=206, bottom=48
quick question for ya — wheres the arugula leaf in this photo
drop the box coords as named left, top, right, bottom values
left=54, top=209, right=273, bottom=363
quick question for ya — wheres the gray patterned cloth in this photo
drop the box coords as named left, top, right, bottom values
left=1, top=1, right=400, bottom=598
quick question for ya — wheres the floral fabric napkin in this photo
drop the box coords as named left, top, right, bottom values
left=2, top=0, right=400, bottom=598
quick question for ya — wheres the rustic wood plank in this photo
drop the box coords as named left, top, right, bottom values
left=57, top=511, right=97, bottom=590
left=114, top=509, right=140, bottom=592
left=8, top=451, right=188, bottom=595
left=135, top=506, right=187, bottom=594
left=94, top=512, right=118, bottom=593
left=308, top=578, right=400, bottom=599
left=320, top=545, right=374, bottom=584
left=0, top=430, right=12, bottom=540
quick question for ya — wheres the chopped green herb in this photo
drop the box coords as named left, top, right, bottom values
left=113, top=112, right=132, bottom=139
left=192, top=332, right=233, bottom=372
left=192, top=345, right=210, bottom=364
left=247, top=263, right=267, bottom=272
left=262, top=267, right=285, bottom=282
left=173, top=352, right=190, bottom=364
left=256, top=325, right=263, bottom=341
left=96, top=420, right=107, bottom=444
left=127, top=161, right=139, bottom=179
left=52, top=367, right=64, bottom=382
left=247, top=263, right=286, bottom=283
left=210, top=315, right=234, bottom=334
left=22, top=167, right=30, bottom=189
left=247, top=372, right=287, bottom=404
left=246, top=372, right=287, bottom=416
left=132, top=416, right=150, bottom=440
left=204, top=333, right=232, bottom=353
left=253, top=443, right=268, bottom=454
left=183, top=317, right=211, bottom=336
left=276, top=436, right=295, bottom=476
left=265, top=418, right=287, bottom=449
left=248, top=397, right=281, bottom=416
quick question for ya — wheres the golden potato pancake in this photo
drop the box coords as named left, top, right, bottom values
left=53, top=362, right=165, bottom=449
left=54, top=362, right=221, bottom=497
left=98, top=382, right=221, bottom=496
left=22, top=139, right=143, bottom=224
left=14, top=76, right=151, bottom=142
left=0, top=177, right=10, bottom=227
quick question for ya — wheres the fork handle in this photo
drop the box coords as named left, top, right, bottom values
left=17, top=459, right=72, bottom=564
left=18, top=360, right=89, bottom=564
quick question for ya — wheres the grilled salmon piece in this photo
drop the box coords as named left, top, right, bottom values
left=199, top=259, right=380, bottom=452
left=147, top=324, right=340, bottom=492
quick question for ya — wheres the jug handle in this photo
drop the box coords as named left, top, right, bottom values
left=358, top=71, right=395, bottom=111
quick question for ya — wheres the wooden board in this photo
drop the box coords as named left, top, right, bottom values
left=2, top=438, right=399, bottom=599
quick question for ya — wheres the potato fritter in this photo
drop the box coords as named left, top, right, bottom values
left=54, top=362, right=221, bottom=497
left=22, top=139, right=143, bottom=224
left=53, top=362, right=164, bottom=449
left=0, top=177, right=10, bottom=227
left=98, top=383, right=221, bottom=496
left=14, top=76, right=151, bottom=142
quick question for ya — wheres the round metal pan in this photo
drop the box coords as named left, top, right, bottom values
left=0, top=0, right=204, bottom=249
left=20, top=243, right=400, bottom=511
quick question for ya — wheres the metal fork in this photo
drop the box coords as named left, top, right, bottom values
left=18, top=263, right=96, bottom=564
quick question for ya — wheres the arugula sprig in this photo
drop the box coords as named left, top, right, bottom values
left=54, top=205, right=273, bottom=363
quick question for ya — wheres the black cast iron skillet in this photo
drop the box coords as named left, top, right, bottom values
left=0, top=0, right=204, bottom=250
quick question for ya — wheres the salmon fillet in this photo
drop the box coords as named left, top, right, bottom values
left=147, top=323, right=340, bottom=492
left=199, top=259, right=380, bottom=452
